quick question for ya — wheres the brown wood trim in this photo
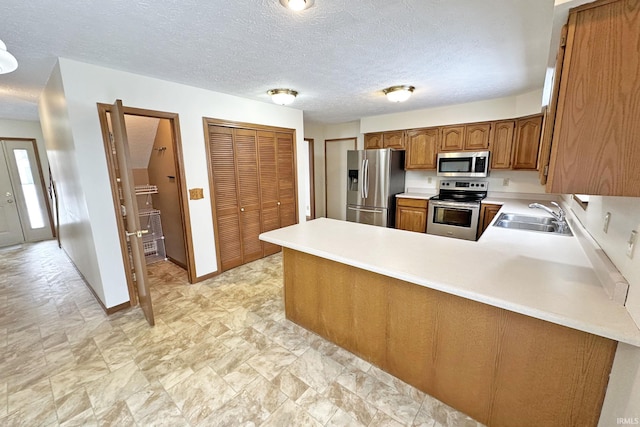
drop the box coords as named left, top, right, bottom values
left=194, top=269, right=221, bottom=282
left=97, top=103, right=196, bottom=285
left=291, top=130, right=300, bottom=224
left=324, top=138, right=357, bottom=218
left=570, top=0, right=619, bottom=14
left=106, top=301, right=132, bottom=315
left=167, top=256, right=187, bottom=270
left=203, top=117, right=295, bottom=134
left=305, top=138, right=315, bottom=220
left=202, top=119, right=224, bottom=277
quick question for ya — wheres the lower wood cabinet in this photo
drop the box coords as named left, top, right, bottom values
left=395, top=198, right=428, bottom=232
left=284, top=249, right=616, bottom=427
left=477, top=202, right=502, bottom=239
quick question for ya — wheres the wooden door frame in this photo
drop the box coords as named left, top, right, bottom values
left=203, top=117, right=298, bottom=274
left=305, top=138, right=315, bottom=220
left=0, top=137, right=55, bottom=242
left=324, top=137, right=356, bottom=219
left=97, top=103, right=196, bottom=306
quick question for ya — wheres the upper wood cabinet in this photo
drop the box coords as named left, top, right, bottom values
left=464, top=123, right=491, bottom=150
left=405, top=128, right=439, bottom=170
left=546, top=0, right=640, bottom=196
left=440, top=126, right=465, bottom=151
left=364, top=133, right=383, bottom=149
left=383, top=131, right=405, bottom=149
left=512, top=115, right=543, bottom=170
left=490, top=121, right=515, bottom=169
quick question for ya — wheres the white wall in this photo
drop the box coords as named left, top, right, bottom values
left=0, top=118, right=49, bottom=187
left=39, top=58, right=305, bottom=308
left=562, top=195, right=640, bottom=424
left=360, top=90, right=544, bottom=133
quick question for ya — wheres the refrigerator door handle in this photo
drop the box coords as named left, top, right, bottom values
left=363, top=158, right=369, bottom=199
left=348, top=206, right=383, bottom=214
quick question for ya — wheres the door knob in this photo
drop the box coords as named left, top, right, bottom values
left=7, top=199, right=13, bottom=203
left=277, top=202, right=281, bottom=206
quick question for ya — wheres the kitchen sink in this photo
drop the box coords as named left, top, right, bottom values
left=493, top=213, right=573, bottom=236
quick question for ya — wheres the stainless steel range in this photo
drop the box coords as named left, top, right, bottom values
left=427, top=179, right=488, bottom=241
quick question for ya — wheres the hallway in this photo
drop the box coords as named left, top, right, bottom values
left=0, top=241, right=480, bottom=426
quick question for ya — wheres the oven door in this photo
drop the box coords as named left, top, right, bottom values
left=427, top=200, right=480, bottom=241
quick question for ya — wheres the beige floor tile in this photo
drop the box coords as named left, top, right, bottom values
left=55, top=388, right=93, bottom=424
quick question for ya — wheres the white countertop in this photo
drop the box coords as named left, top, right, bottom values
left=260, top=199, right=640, bottom=346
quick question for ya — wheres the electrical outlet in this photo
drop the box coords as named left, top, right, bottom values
left=503, top=178, right=510, bottom=186
left=627, top=230, right=637, bottom=259
left=603, top=212, right=611, bottom=233
left=427, top=177, right=432, bottom=184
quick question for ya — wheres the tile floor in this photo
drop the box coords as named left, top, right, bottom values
left=0, top=240, right=484, bottom=426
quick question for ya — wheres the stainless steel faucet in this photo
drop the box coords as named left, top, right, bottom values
left=529, top=202, right=567, bottom=230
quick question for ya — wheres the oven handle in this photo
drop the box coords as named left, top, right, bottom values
left=430, top=200, right=480, bottom=209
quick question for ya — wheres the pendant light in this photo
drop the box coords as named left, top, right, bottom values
left=383, top=85, right=415, bottom=103
left=0, top=39, right=18, bottom=74
left=267, top=89, right=298, bottom=105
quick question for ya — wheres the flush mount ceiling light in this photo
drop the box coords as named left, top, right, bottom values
left=0, top=39, right=18, bottom=74
left=383, top=85, right=415, bottom=103
left=267, top=88, right=298, bottom=105
left=279, top=0, right=315, bottom=11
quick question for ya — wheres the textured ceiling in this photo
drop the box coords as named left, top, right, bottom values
left=0, top=0, right=555, bottom=124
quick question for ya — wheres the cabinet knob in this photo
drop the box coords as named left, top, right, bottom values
left=277, top=202, right=281, bottom=206
left=240, top=207, right=245, bottom=212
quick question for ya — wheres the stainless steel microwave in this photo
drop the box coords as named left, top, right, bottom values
left=436, top=151, right=490, bottom=178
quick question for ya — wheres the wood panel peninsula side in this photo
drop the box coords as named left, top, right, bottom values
left=260, top=218, right=640, bottom=427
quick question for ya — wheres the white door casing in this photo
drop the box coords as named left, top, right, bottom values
left=325, top=138, right=356, bottom=221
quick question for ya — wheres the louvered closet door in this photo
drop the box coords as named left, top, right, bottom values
left=209, top=126, right=243, bottom=271
left=234, top=129, right=263, bottom=264
left=277, top=132, right=297, bottom=228
left=257, top=131, right=281, bottom=256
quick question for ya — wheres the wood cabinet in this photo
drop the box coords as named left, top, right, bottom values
left=208, top=124, right=297, bottom=271
left=365, top=131, right=405, bottom=149
left=464, top=123, right=491, bottom=150
left=405, top=128, right=439, bottom=169
left=284, top=249, right=616, bottom=427
left=490, top=121, right=515, bottom=169
left=364, top=133, right=383, bottom=149
left=395, top=198, right=428, bottom=232
left=477, top=203, right=501, bottom=239
left=512, top=115, right=542, bottom=170
left=440, top=125, right=465, bottom=151
left=545, top=0, right=640, bottom=196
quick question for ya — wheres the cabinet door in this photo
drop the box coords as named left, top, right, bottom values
left=406, top=128, right=438, bottom=170
left=383, top=131, right=405, bottom=149
left=477, top=203, right=501, bottom=239
left=276, top=132, right=297, bottom=229
left=364, top=133, right=383, bottom=149
left=547, top=0, right=640, bottom=196
left=490, top=121, right=515, bottom=169
left=209, top=125, right=243, bottom=271
left=440, top=126, right=465, bottom=151
left=396, top=198, right=428, bottom=232
left=464, top=123, right=491, bottom=150
left=234, top=129, right=263, bottom=264
left=512, top=115, right=542, bottom=170
left=257, top=131, right=281, bottom=256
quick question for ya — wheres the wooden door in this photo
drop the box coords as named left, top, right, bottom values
left=512, top=116, right=542, bottom=170
left=364, top=133, right=383, bottom=149
left=440, top=126, right=465, bottom=151
left=234, top=129, right=263, bottom=264
left=382, top=131, right=405, bottom=149
left=209, top=125, right=243, bottom=271
left=0, top=144, right=24, bottom=246
left=258, top=131, right=281, bottom=256
left=490, top=121, right=515, bottom=169
left=464, top=123, right=491, bottom=150
left=276, top=132, right=297, bottom=228
left=111, top=100, right=154, bottom=326
left=405, top=128, right=438, bottom=169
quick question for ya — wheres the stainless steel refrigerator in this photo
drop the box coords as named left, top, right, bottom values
left=346, top=149, right=406, bottom=227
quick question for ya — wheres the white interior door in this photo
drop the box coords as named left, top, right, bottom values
left=2, top=140, right=53, bottom=243
left=0, top=144, right=24, bottom=247
left=325, top=138, right=356, bottom=220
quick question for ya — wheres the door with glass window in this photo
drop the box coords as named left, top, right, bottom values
left=0, top=139, right=52, bottom=247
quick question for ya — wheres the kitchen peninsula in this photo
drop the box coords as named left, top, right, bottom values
left=260, top=203, right=640, bottom=427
